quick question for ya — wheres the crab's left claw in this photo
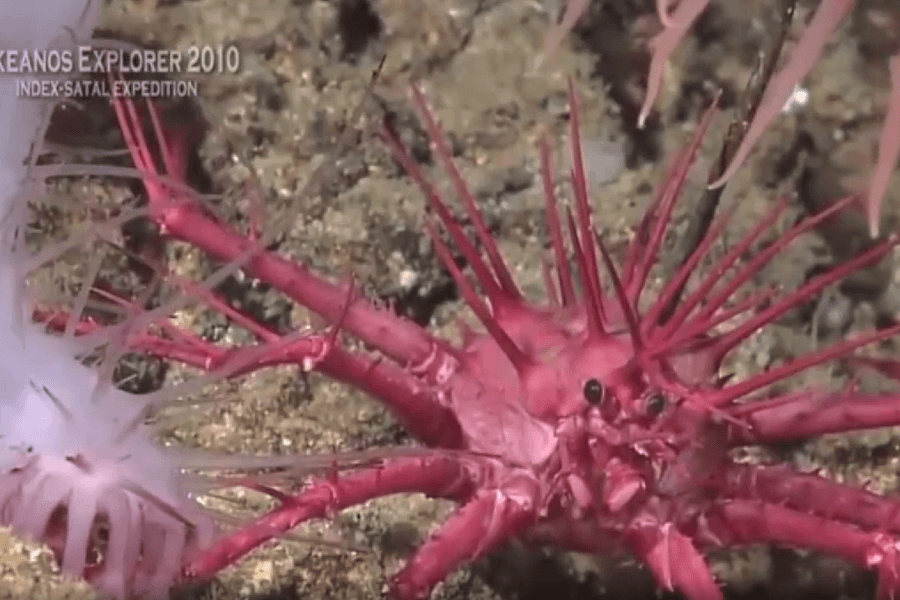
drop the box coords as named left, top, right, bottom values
left=627, top=520, right=724, bottom=600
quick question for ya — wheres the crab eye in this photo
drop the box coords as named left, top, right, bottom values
left=645, top=393, right=667, bottom=417
left=583, top=379, right=605, bottom=405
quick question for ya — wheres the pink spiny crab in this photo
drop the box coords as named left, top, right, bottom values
left=83, top=77, right=900, bottom=600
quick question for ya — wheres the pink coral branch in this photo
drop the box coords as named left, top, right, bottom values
left=709, top=0, right=856, bottom=189
left=541, top=0, right=591, bottom=66
left=867, top=52, right=900, bottom=237
left=638, top=0, right=711, bottom=128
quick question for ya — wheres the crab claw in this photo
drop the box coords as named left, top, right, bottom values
left=603, top=459, right=644, bottom=512
left=627, top=520, right=723, bottom=600
left=869, top=533, right=900, bottom=600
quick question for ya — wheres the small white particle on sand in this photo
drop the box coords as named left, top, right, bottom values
left=399, top=269, right=418, bottom=289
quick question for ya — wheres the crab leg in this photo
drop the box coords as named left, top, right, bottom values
left=45, top=299, right=465, bottom=449
left=112, top=94, right=446, bottom=373
left=527, top=518, right=724, bottom=600
left=728, top=389, right=900, bottom=445
left=721, top=463, right=900, bottom=536
left=311, top=347, right=464, bottom=449
left=391, top=489, right=537, bottom=600
left=701, top=500, right=900, bottom=600
left=184, top=455, right=478, bottom=581
left=156, top=333, right=464, bottom=449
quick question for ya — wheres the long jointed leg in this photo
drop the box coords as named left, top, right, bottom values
left=185, top=455, right=476, bottom=580
left=108, top=93, right=467, bottom=448
left=391, top=488, right=537, bottom=600
left=111, top=92, right=444, bottom=372
left=723, top=463, right=900, bottom=538
left=702, top=500, right=900, bottom=600
left=84, top=282, right=465, bottom=449
left=728, top=387, right=900, bottom=444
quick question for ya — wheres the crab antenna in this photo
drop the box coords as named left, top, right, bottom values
left=410, top=85, right=522, bottom=301
left=380, top=121, right=510, bottom=311
left=424, top=219, right=535, bottom=376
left=539, top=137, right=576, bottom=306
left=566, top=208, right=607, bottom=336
left=567, top=80, right=610, bottom=324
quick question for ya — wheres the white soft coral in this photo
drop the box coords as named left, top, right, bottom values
left=0, top=259, right=215, bottom=597
left=0, top=2, right=217, bottom=597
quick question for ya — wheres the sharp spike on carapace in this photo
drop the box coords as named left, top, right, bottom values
left=380, top=118, right=511, bottom=312
left=629, top=92, right=721, bottom=308
left=567, top=80, right=609, bottom=328
left=541, top=257, right=561, bottom=307
left=656, top=194, right=791, bottom=341
left=691, top=285, right=779, bottom=336
left=539, top=137, right=576, bottom=306
left=643, top=201, right=737, bottom=334
left=426, top=192, right=510, bottom=310
left=423, top=219, right=535, bottom=377
left=702, top=235, right=898, bottom=364
left=565, top=208, right=607, bottom=337
left=410, top=85, right=522, bottom=302
left=621, top=143, right=689, bottom=296
left=666, top=194, right=859, bottom=344
left=712, top=319, right=900, bottom=407
left=595, top=230, right=643, bottom=351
